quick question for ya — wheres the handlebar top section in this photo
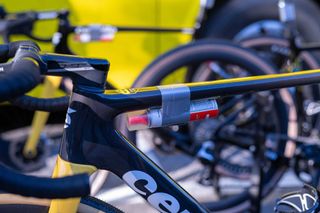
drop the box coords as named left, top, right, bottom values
left=0, top=41, right=42, bottom=102
left=0, top=5, right=68, bottom=21
left=0, top=41, right=109, bottom=92
left=0, top=6, right=69, bottom=42
left=0, top=40, right=40, bottom=62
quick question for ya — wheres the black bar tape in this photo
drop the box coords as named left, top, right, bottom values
left=0, top=58, right=40, bottom=102
left=0, top=44, right=9, bottom=62
left=0, top=164, right=90, bottom=198
left=0, top=41, right=40, bottom=62
left=11, top=95, right=69, bottom=112
left=0, top=6, right=6, bottom=19
left=8, top=40, right=40, bottom=58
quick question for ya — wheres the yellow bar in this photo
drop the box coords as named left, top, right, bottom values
left=49, top=156, right=97, bottom=213
left=23, top=76, right=62, bottom=158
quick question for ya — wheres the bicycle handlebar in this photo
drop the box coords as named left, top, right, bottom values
left=0, top=164, right=90, bottom=198
left=0, top=6, right=68, bottom=43
left=11, top=95, right=69, bottom=111
left=0, top=41, right=41, bottom=102
left=0, top=41, right=91, bottom=198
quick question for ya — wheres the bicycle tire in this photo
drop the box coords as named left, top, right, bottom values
left=199, top=0, right=320, bottom=43
left=0, top=194, right=123, bottom=213
left=240, top=36, right=320, bottom=104
left=239, top=35, right=320, bottom=185
left=240, top=36, right=320, bottom=137
left=0, top=124, right=108, bottom=196
left=117, top=39, right=295, bottom=211
left=240, top=36, right=320, bottom=72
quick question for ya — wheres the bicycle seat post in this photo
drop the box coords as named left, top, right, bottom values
left=249, top=94, right=272, bottom=212
left=54, top=11, right=74, bottom=54
left=278, top=0, right=300, bottom=59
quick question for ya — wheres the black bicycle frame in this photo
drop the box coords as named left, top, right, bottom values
left=40, top=52, right=320, bottom=212
left=54, top=11, right=193, bottom=55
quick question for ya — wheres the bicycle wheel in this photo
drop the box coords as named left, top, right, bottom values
left=116, top=39, right=295, bottom=211
left=0, top=123, right=107, bottom=196
left=0, top=194, right=123, bottom=213
left=239, top=35, right=320, bottom=185
left=199, top=0, right=320, bottom=43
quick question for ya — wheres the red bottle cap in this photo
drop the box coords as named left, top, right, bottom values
left=127, top=114, right=149, bottom=126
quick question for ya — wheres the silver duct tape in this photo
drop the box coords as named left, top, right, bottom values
left=157, top=85, right=190, bottom=126
left=37, top=11, right=58, bottom=20
left=279, top=0, right=296, bottom=22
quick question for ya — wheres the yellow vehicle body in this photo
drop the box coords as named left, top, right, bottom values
left=1, top=0, right=201, bottom=88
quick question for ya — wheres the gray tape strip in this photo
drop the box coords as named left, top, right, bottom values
left=279, top=1, right=296, bottom=22
left=157, top=85, right=190, bottom=126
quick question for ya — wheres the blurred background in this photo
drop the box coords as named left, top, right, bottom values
left=2, top=0, right=320, bottom=212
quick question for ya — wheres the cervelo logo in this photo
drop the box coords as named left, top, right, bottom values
left=64, top=107, right=76, bottom=128
left=122, top=170, right=190, bottom=213
left=59, top=62, right=94, bottom=72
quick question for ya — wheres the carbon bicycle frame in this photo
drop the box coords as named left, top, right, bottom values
left=40, top=53, right=320, bottom=213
